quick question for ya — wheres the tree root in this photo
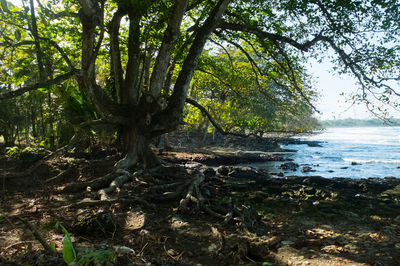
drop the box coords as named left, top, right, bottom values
left=16, top=217, right=54, bottom=253
left=178, top=170, right=205, bottom=211
left=59, top=197, right=155, bottom=210
left=45, top=167, right=76, bottom=183
left=62, top=171, right=120, bottom=193
left=97, top=169, right=137, bottom=200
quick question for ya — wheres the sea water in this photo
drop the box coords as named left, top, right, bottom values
left=280, top=127, right=400, bottom=179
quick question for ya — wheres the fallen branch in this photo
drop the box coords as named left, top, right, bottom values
left=16, top=217, right=53, bottom=253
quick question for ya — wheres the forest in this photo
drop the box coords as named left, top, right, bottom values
left=1, top=0, right=400, bottom=265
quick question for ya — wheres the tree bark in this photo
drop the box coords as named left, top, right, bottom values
left=115, top=127, right=159, bottom=170
left=151, top=0, right=231, bottom=135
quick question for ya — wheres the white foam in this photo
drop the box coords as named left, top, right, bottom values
left=343, top=158, right=400, bottom=164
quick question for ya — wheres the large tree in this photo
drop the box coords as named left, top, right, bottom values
left=0, top=0, right=399, bottom=169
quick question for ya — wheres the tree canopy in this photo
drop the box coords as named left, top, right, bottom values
left=0, top=0, right=399, bottom=168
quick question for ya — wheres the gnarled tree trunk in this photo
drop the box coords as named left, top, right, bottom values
left=115, top=126, right=159, bottom=170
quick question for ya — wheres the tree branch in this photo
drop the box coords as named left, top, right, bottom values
left=185, top=98, right=256, bottom=138
left=157, top=0, right=231, bottom=132
left=149, top=0, right=189, bottom=99
left=123, top=10, right=141, bottom=105
left=0, top=70, right=78, bottom=100
left=109, top=9, right=126, bottom=104
left=217, top=21, right=324, bottom=52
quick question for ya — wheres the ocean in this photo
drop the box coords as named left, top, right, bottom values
left=278, top=127, right=400, bottom=179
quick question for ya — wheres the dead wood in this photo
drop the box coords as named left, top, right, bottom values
left=16, top=217, right=54, bottom=254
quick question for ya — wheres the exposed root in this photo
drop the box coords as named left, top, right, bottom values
left=59, top=197, right=155, bottom=210
left=178, top=170, right=205, bottom=211
left=114, top=153, right=138, bottom=170
left=62, top=171, right=119, bottom=193
left=45, top=167, right=76, bottom=183
left=97, top=169, right=137, bottom=200
left=156, top=179, right=192, bottom=200
left=210, top=225, right=224, bottom=254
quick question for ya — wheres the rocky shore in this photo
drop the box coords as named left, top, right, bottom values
left=1, top=135, right=400, bottom=265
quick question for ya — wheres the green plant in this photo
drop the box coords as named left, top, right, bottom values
left=60, top=225, right=76, bottom=264
left=5, top=146, right=20, bottom=157
left=59, top=224, right=116, bottom=266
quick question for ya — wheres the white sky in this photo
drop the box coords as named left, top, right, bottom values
left=308, top=59, right=400, bottom=121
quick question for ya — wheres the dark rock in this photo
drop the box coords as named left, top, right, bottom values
left=302, top=176, right=332, bottom=186
left=72, top=211, right=116, bottom=236
left=301, top=166, right=316, bottom=173
left=280, top=162, right=299, bottom=171
left=328, top=170, right=334, bottom=173
left=202, top=167, right=216, bottom=177
left=216, top=165, right=230, bottom=176
left=276, top=172, right=284, bottom=177
left=340, top=167, right=349, bottom=169
left=351, top=161, right=362, bottom=165
left=228, top=166, right=258, bottom=179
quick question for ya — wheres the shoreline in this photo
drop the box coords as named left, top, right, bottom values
left=1, top=134, right=400, bottom=265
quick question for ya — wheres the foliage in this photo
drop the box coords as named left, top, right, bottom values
left=185, top=47, right=320, bottom=134
left=60, top=225, right=76, bottom=264
left=5, top=146, right=48, bottom=162
left=0, top=0, right=399, bottom=161
left=59, top=224, right=116, bottom=266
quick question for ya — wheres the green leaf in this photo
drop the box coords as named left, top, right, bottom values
left=0, top=0, right=9, bottom=13
left=50, top=242, right=56, bottom=252
left=14, top=29, right=21, bottom=41
left=262, top=262, right=274, bottom=266
left=60, top=225, right=76, bottom=264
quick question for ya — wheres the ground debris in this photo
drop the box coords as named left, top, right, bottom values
left=1, top=143, right=400, bottom=265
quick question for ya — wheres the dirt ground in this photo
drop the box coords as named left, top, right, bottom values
left=1, top=137, right=400, bottom=265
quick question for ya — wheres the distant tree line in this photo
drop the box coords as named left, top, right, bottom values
left=321, top=119, right=400, bottom=128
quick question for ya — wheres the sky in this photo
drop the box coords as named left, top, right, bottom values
left=308, top=59, right=399, bottom=121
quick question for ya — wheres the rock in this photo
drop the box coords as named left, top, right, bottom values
left=280, top=162, right=299, bottom=171
left=281, top=240, right=295, bottom=246
left=344, top=243, right=358, bottom=251
left=185, top=162, right=204, bottom=169
left=116, top=246, right=136, bottom=255
left=228, top=166, right=258, bottom=179
left=335, top=235, right=349, bottom=245
left=328, top=170, right=334, bottom=173
left=301, top=166, right=316, bottom=173
left=208, top=243, right=218, bottom=253
left=322, top=245, right=339, bottom=253
left=340, top=167, right=349, bottom=169
left=351, top=161, right=361, bottom=165
left=72, top=211, right=115, bottom=236
left=216, top=165, right=230, bottom=176
left=202, top=167, right=216, bottom=177
left=248, top=241, right=270, bottom=259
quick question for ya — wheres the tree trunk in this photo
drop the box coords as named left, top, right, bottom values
left=115, top=127, right=159, bottom=170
